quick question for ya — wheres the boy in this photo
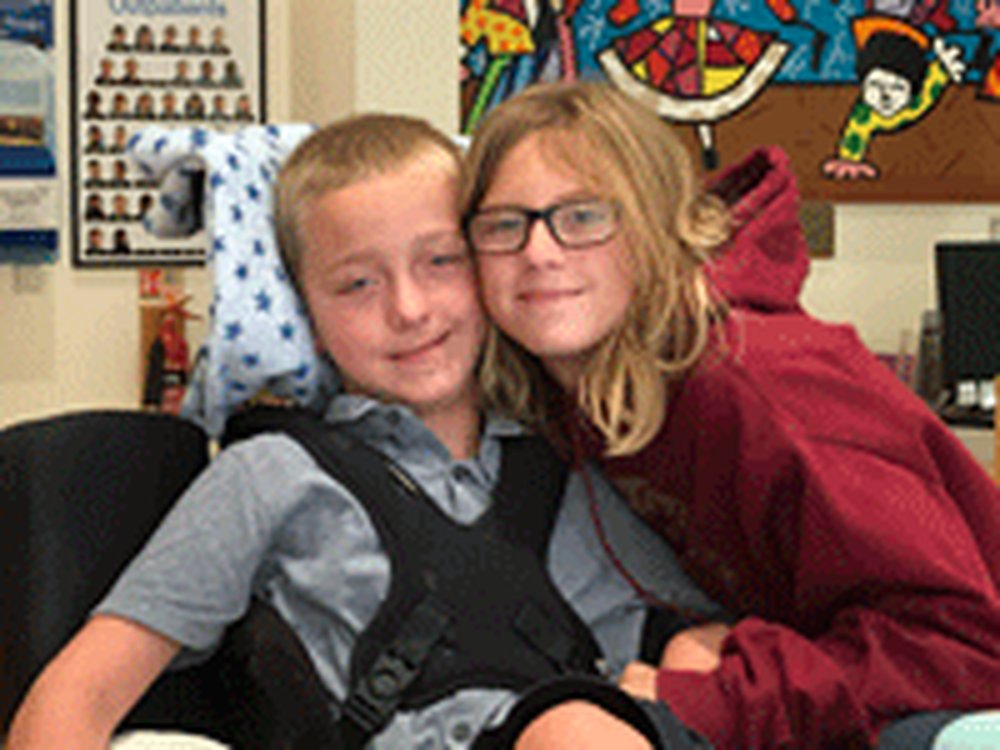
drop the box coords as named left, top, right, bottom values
left=8, top=115, right=714, bottom=749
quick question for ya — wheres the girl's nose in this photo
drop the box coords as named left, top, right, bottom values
left=520, top=218, right=565, bottom=267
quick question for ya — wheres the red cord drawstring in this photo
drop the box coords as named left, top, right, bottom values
left=569, top=414, right=710, bottom=625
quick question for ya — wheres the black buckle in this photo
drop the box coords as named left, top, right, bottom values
left=341, top=598, right=452, bottom=735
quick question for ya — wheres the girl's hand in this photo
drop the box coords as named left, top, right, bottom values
left=659, top=622, right=731, bottom=673
left=618, top=661, right=658, bottom=701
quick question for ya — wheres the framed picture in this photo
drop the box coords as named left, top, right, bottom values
left=70, top=0, right=266, bottom=268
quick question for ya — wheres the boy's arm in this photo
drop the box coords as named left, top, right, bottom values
left=7, top=614, right=180, bottom=750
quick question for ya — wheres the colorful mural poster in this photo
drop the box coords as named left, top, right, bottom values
left=71, top=0, right=266, bottom=267
left=0, top=0, right=57, bottom=264
left=460, top=1, right=1000, bottom=202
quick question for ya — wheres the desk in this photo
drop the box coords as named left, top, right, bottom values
left=952, top=426, right=995, bottom=478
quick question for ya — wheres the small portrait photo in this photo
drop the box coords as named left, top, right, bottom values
left=84, top=158, right=103, bottom=187
left=134, top=24, right=155, bottom=53
left=209, top=25, right=229, bottom=55
left=84, top=192, right=105, bottom=221
left=184, top=92, right=206, bottom=119
left=107, top=23, right=129, bottom=52
left=110, top=124, right=130, bottom=154
left=185, top=25, right=205, bottom=53
left=119, top=57, right=141, bottom=85
left=234, top=94, right=254, bottom=122
left=84, top=90, right=103, bottom=119
left=111, top=92, right=130, bottom=119
left=111, top=193, right=131, bottom=222
left=172, top=59, right=191, bottom=86
left=221, top=60, right=243, bottom=88
left=160, top=91, right=180, bottom=120
left=208, top=93, right=228, bottom=121
left=110, top=158, right=129, bottom=187
left=84, top=124, right=105, bottom=153
left=138, top=193, right=154, bottom=220
left=134, top=91, right=155, bottom=120
left=197, top=59, right=215, bottom=87
left=87, top=227, right=106, bottom=253
left=160, top=24, right=181, bottom=53
left=95, top=57, right=115, bottom=85
left=112, top=228, right=131, bottom=254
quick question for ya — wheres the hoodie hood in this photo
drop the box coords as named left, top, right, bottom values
left=703, top=146, right=810, bottom=312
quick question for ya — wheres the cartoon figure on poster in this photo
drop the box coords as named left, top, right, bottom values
left=460, top=1, right=999, bottom=191
left=822, top=16, right=965, bottom=180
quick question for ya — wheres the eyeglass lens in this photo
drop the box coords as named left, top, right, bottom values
left=468, top=199, right=617, bottom=254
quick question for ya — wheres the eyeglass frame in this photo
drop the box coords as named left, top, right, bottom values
left=463, top=198, right=621, bottom=256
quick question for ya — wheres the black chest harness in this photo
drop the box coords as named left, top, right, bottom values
left=224, top=408, right=602, bottom=746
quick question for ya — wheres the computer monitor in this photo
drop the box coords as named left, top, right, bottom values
left=934, top=242, right=1000, bottom=399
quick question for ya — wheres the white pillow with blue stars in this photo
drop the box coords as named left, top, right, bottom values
left=128, top=124, right=338, bottom=438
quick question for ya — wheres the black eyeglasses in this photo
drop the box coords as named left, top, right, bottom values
left=464, top=198, right=620, bottom=255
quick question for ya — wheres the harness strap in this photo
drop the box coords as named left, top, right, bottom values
left=340, top=597, right=452, bottom=739
left=223, top=406, right=597, bottom=750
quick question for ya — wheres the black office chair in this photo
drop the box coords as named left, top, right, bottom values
left=0, top=410, right=334, bottom=747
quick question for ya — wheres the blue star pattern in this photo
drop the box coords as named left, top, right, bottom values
left=126, top=123, right=338, bottom=437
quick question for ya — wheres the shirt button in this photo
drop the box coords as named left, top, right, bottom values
left=450, top=721, right=472, bottom=743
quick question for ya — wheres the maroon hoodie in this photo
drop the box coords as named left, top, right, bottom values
left=581, top=147, right=1000, bottom=748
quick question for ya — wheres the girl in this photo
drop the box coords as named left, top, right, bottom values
left=460, top=81, right=1000, bottom=749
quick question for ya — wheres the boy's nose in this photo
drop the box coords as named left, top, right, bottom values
left=387, top=275, right=430, bottom=328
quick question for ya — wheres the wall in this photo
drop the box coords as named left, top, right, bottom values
left=0, top=0, right=995, bottom=428
left=805, top=203, right=998, bottom=354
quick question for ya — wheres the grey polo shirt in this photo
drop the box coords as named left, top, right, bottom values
left=97, top=394, right=721, bottom=749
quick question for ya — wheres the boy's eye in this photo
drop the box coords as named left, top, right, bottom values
left=336, top=276, right=375, bottom=295
left=419, top=234, right=470, bottom=268
left=430, top=249, right=469, bottom=267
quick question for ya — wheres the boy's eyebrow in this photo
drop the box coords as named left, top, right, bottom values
left=328, top=230, right=464, bottom=265
left=319, top=248, right=380, bottom=271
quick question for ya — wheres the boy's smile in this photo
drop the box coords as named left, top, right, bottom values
left=298, top=154, right=485, bottom=430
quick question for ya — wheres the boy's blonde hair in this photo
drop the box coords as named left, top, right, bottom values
left=460, top=82, right=730, bottom=456
left=275, top=113, right=461, bottom=293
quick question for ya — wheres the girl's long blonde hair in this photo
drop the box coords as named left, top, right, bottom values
left=460, top=82, right=730, bottom=456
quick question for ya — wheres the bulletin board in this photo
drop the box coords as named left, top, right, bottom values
left=460, top=1, right=1000, bottom=203
left=70, top=0, right=266, bottom=267
left=0, top=0, right=58, bottom=264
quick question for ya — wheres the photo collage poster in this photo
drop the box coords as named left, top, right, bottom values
left=0, top=0, right=57, bottom=264
left=72, top=0, right=265, bottom=267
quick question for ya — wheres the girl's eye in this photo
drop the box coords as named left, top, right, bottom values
left=565, top=204, right=608, bottom=227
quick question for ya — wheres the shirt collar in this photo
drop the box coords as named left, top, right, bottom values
left=324, top=393, right=524, bottom=447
